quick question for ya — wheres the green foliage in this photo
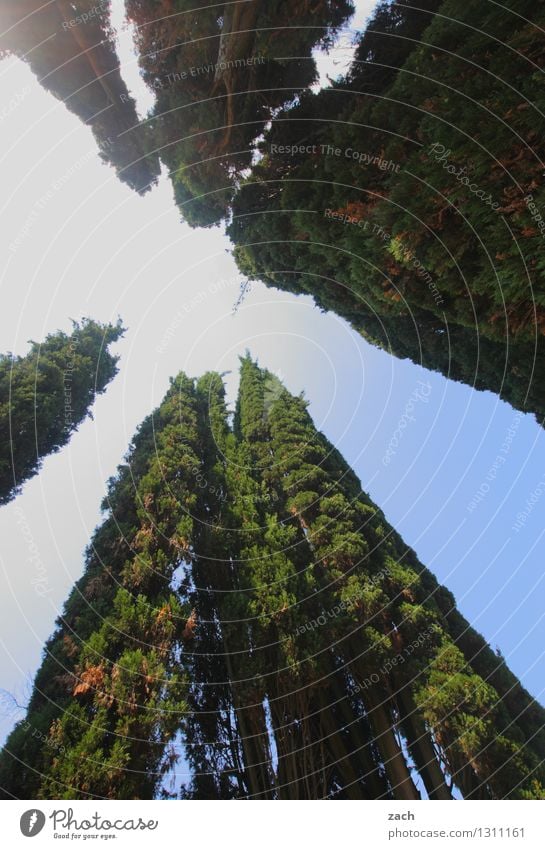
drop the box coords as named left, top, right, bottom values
left=126, top=0, right=354, bottom=226
left=0, top=1, right=160, bottom=192
left=2, top=359, right=544, bottom=800
left=0, top=373, right=201, bottom=799
left=0, top=319, right=124, bottom=505
left=414, top=640, right=545, bottom=799
left=228, top=0, right=545, bottom=423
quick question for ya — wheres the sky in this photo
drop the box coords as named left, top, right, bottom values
left=1, top=0, right=545, bottom=766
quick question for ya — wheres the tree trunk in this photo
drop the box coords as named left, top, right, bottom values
left=396, top=689, right=452, bottom=799
left=317, top=688, right=364, bottom=799
left=329, top=671, right=390, bottom=798
left=221, top=627, right=273, bottom=798
left=366, top=693, right=420, bottom=800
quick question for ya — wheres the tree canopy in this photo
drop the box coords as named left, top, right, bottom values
left=228, top=0, right=545, bottom=423
left=125, top=0, right=354, bottom=226
left=5, top=2, right=544, bottom=424
left=2, top=358, right=543, bottom=799
left=0, top=1, right=160, bottom=192
left=0, top=318, right=124, bottom=505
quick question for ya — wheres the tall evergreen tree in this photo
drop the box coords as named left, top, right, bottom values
left=0, top=1, right=160, bottom=192
left=229, top=0, right=545, bottom=344
left=216, top=357, right=545, bottom=800
left=0, top=319, right=123, bottom=505
left=125, top=0, right=354, bottom=226
left=2, top=359, right=544, bottom=799
left=228, top=0, right=545, bottom=424
left=0, top=373, right=200, bottom=798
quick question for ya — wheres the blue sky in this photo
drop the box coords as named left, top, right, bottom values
left=0, top=0, right=544, bottom=764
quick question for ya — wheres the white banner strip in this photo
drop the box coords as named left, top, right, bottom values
left=3, top=800, right=544, bottom=848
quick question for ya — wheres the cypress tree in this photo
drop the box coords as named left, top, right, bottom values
left=180, top=371, right=261, bottom=799
left=3, top=359, right=544, bottom=800
left=125, top=0, right=354, bottom=227
left=0, top=373, right=198, bottom=799
left=230, top=358, right=545, bottom=800
left=228, top=0, right=545, bottom=424
left=0, top=319, right=124, bottom=506
left=0, top=1, right=160, bottom=193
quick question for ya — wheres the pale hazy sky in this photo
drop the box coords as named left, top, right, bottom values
left=1, top=1, right=545, bottom=763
